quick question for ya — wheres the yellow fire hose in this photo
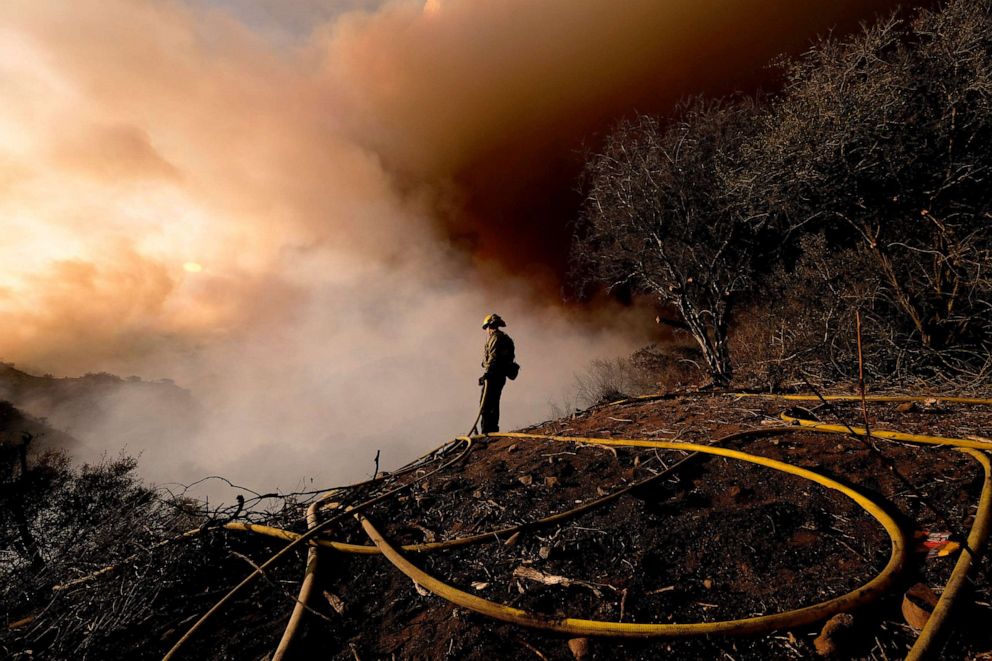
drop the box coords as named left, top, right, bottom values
left=361, top=397, right=989, bottom=651
left=781, top=414, right=992, bottom=450
left=746, top=394, right=992, bottom=660
left=170, top=393, right=992, bottom=659
left=469, top=379, right=488, bottom=436
left=271, top=495, right=325, bottom=661
left=162, top=437, right=475, bottom=661
left=907, top=448, right=992, bottom=661
left=268, top=437, right=484, bottom=661
left=357, top=433, right=907, bottom=637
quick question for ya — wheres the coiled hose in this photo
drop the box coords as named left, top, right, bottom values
left=169, top=393, right=992, bottom=659
left=162, top=437, right=475, bottom=661
left=357, top=432, right=908, bottom=637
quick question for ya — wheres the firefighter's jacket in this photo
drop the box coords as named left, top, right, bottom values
left=482, top=329, right=515, bottom=379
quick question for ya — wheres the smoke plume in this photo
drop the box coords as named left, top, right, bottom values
left=0, top=0, right=917, bottom=500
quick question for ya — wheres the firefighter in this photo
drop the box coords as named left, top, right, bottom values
left=478, top=313, right=517, bottom=433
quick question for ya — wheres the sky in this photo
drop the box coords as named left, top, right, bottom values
left=0, top=0, right=919, bottom=501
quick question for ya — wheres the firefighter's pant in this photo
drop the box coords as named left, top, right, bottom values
left=480, top=375, right=506, bottom=434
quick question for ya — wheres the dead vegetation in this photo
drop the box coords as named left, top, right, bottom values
left=6, top=392, right=990, bottom=660
left=573, top=0, right=992, bottom=390
left=5, top=3, right=992, bottom=660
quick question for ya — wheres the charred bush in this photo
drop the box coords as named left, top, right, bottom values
left=575, top=0, right=992, bottom=388
left=0, top=437, right=308, bottom=660
left=572, top=99, right=767, bottom=386
left=746, top=0, right=992, bottom=383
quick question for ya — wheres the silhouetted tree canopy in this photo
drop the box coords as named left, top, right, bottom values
left=573, top=0, right=992, bottom=386
left=572, top=100, right=764, bottom=384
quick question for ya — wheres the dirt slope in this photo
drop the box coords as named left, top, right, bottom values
left=244, top=393, right=992, bottom=661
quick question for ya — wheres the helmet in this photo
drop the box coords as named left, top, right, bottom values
left=481, top=313, right=506, bottom=329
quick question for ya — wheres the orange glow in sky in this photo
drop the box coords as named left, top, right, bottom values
left=0, top=0, right=920, bottom=494
left=0, top=0, right=913, bottom=376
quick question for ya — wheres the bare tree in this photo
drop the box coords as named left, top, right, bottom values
left=572, top=100, right=763, bottom=385
left=752, top=1, right=992, bottom=364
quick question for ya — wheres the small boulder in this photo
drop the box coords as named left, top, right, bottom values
left=902, top=583, right=939, bottom=630
left=567, top=637, right=590, bottom=660
left=814, top=613, right=855, bottom=657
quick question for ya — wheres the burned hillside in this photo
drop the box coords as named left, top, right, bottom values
left=4, top=392, right=992, bottom=660
left=4, top=2, right=992, bottom=660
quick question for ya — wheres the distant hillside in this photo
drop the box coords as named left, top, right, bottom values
left=0, top=362, right=202, bottom=463
left=0, top=399, right=80, bottom=455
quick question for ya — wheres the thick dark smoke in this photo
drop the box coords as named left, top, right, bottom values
left=320, top=0, right=924, bottom=282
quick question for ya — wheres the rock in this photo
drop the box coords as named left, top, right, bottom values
left=902, top=583, right=939, bottom=630
left=920, top=398, right=948, bottom=413
left=323, top=590, right=346, bottom=614
left=545, top=476, right=559, bottom=488
left=567, top=637, right=590, bottom=660
left=703, top=578, right=713, bottom=590
left=814, top=613, right=855, bottom=657
left=518, top=475, right=533, bottom=486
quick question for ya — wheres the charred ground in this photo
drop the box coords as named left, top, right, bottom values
left=282, top=394, right=991, bottom=660
left=6, top=393, right=985, bottom=660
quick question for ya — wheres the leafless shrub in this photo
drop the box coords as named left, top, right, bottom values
left=0, top=442, right=319, bottom=660
left=550, top=357, right=636, bottom=417
left=551, top=344, right=703, bottom=417
left=575, top=0, right=992, bottom=387
left=572, top=99, right=766, bottom=385
left=573, top=357, right=638, bottom=406
left=745, top=0, right=992, bottom=381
